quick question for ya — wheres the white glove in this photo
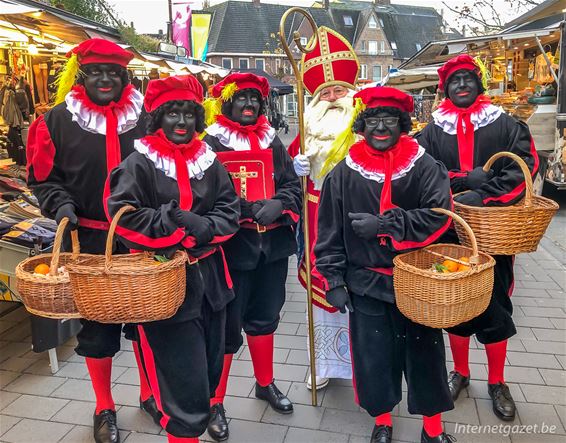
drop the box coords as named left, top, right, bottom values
left=293, top=154, right=310, bottom=177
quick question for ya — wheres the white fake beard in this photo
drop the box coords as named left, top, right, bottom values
left=303, top=92, right=356, bottom=189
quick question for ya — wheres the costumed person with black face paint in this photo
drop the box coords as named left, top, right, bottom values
left=203, top=73, right=301, bottom=441
left=315, top=87, right=455, bottom=443
left=26, top=39, right=158, bottom=443
left=416, top=54, right=539, bottom=422
left=105, top=75, right=240, bottom=442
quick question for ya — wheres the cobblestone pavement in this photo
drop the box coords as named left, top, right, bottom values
left=0, top=137, right=565, bottom=442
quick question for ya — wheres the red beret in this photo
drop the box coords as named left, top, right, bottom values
left=437, top=54, right=480, bottom=90
left=144, top=75, right=204, bottom=113
left=212, top=72, right=270, bottom=99
left=67, top=38, right=134, bottom=68
left=354, top=86, right=414, bottom=113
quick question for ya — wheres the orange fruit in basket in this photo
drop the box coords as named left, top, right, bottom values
left=34, top=264, right=50, bottom=275
left=442, top=259, right=459, bottom=273
left=457, top=257, right=471, bottom=272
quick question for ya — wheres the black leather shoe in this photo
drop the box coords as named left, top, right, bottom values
left=448, top=370, right=470, bottom=401
left=371, top=425, right=393, bottom=443
left=93, top=409, right=119, bottom=443
left=207, top=403, right=229, bottom=441
left=488, top=382, right=516, bottom=421
left=421, top=428, right=456, bottom=443
left=140, top=396, right=162, bottom=427
left=255, top=381, right=293, bottom=414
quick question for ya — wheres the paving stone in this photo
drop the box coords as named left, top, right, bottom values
left=274, top=334, right=307, bottom=350
left=230, top=359, right=254, bottom=377
left=0, top=342, right=33, bottom=359
left=116, top=405, right=162, bottom=434
left=514, top=327, right=537, bottom=340
left=24, top=358, right=60, bottom=376
left=467, top=381, right=526, bottom=403
left=535, top=298, right=566, bottom=308
left=557, top=355, right=566, bottom=370
left=515, top=402, right=565, bottom=434
left=277, top=322, right=301, bottom=336
left=223, top=395, right=267, bottom=421
left=510, top=432, right=566, bottom=442
left=273, top=363, right=308, bottom=382
left=0, top=415, right=20, bottom=437
left=4, top=373, right=66, bottom=396
left=286, top=349, right=308, bottom=365
left=0, top=357, right=34, bottom=373
left=439, top=397, right=480, bottom=425
left=221, top=418, right=287, bottom=443
left=385, top=415, right=422, bottom=443
left=445, top=422, right=511, bottom=443
left=296, top=324, right=308, bottom=336
left=513, top=316, right=555, bottom=328
left=286, top=382, right=324, bottom=407
left=58, top=425, right=96, bottom=443
left=1, top=322, right=32, bottom=342
left=262, top=402, right=324, bottom=429
left=521, top=307, right=566, bottom=318
left=540, top=369, right=566, bottom=387
left=532, top=328, right=566, bottom=342
left=522, top=340, right=566, bottom=355
left=282, top=311, right=308, bottom=324
left=521, top=384, right=566, bottom=405
left=284, top=427, right=349, bottom=443
left=51, top=379, right=96, bottom=402
left=550, top=318, right=566, bottom=329
left=506, top=339, right=526, bottom=352
left=476, top=398, right=522, bottom=426
left=225, top=375, right=255, bottom=398
left=0, top=370, right=19, bottom=389
left=0, top=307, right=30, bottom=323
left=2, top=418, right=73, bottom=442
left=322, top=385, right=358, bottom=411
left=0, top=391, right=19, bottom=411
left=506, top=351, right=561, bottom=369
left=0, top=321, right=17, bottom=335
left=115, top=367, right=142, bottom=385
left=2, top=394, right=68, bottom=420
left=555, top=405, right=566, bottom=430
left=320, top=408, right=374, bottom=436
left=123, top=432, right=166, bottom=442
left=51, top=400, right=96, bottom=426
left=504, top=366, right=545, bottom=384
left=512, top=297, right=538, bottom=307
left=53, top=362, right=89, bottom=379
left=113, top=350, right=137, bottom=367
left=112, top=383, right=142, bottom=407
left=521, top=280, right=562, bottom=291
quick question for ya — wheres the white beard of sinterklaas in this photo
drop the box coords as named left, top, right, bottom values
left=303, top=90, right=356, bottom=190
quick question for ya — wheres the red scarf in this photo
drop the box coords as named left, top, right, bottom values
left=71, top=84, right=136, bottom=173
left=437, top=95, right=491, bottom=171
left=142, top=129, right=206, bottom=210
left=215, top=114, right=271, bottom=151
left=349, top=135, right=420, bottom=214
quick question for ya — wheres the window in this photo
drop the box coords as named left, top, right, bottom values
left=343, top=15, right=353, bottom=26
left=255, top=58, right=265, bottom=71
left=222, top=58, right=233, bottom=69
left=368, top=16, right=377, bottom=29
left=390, top=41, right=397, bottom=50
left=360, top=64, right=367, bottom=80
left=416, top=43, right=422, bottom=51
left=300, top=37, right=308, bottom=46
left=239, top=58, right=249, bottom=69
left=379, top=41, right=385, bottom=54
left=368, top=41, right=378, bottom=55
left=379, top=18, right=384, bottom=27
left=360, top=40, right=365, bottom=51
left=372, top=65, right=382, bottom=82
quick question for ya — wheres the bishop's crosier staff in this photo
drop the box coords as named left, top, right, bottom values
left=279, top=7, right=319, bottom=405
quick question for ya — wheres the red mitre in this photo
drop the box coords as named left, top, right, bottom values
left=67, top=38, right=134, bottom=67
left=437, top=54, right=480, bottom=90
left=144, top=75, right=204, bottom=112
left=302, top=26, right=359, bottom=96
left=354, top=86, right=414, bottom=113
left=212, top=72, right=270, bottom=99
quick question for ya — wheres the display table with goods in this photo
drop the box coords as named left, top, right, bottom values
left=0, top=171, right=80, bottom=373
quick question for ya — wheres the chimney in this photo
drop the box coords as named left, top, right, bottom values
left=324, top=0, right=329, bottom=9
left=253, top=0, right=260, bottom=7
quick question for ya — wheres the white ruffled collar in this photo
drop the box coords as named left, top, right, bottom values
left=65, top=87, right=144, bottom=135
left=346, top=145, right=426, bottom=183
left=433, top=103, right=503, bottom=135
left=135, top=138, right=216, bottom=181
left=206, top=121, right=276, bottom=151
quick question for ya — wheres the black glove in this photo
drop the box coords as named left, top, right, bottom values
left=176, top=210, right=214, bottom=245
left=55, top=203, right=78, bottom=230
left=326, top=286, right=353, bottom=313
left=466, top=167, right=494, bottom=190
left=240, top=199, right=255, bottom=220
left=348, top=212, right=381, bottom=240
left=253, top=199, right=284, bottom=226
left=454, top=191, right=484, bottom=207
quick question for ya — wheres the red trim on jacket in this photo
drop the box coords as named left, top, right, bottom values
left=26, top=116, right=56, bottom=182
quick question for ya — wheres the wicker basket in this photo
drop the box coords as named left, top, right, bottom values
left=393, top=208, right=495, bottom=328
left=15, top=218, right=81, bottom=319
left=454, top=151, right=559, bottom=255
left=67, top=206, right=188, bottom=324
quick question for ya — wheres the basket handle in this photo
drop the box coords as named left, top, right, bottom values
left=48, top=217, right=80, bottom=277
left=431, top=208, right=480, bottom=265
left=105, top=205, right=136, bottom=270
left=482, top=151, right=533, bottom=207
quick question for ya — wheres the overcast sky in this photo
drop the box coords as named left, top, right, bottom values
left=110, top=0, right=531, bottom=34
